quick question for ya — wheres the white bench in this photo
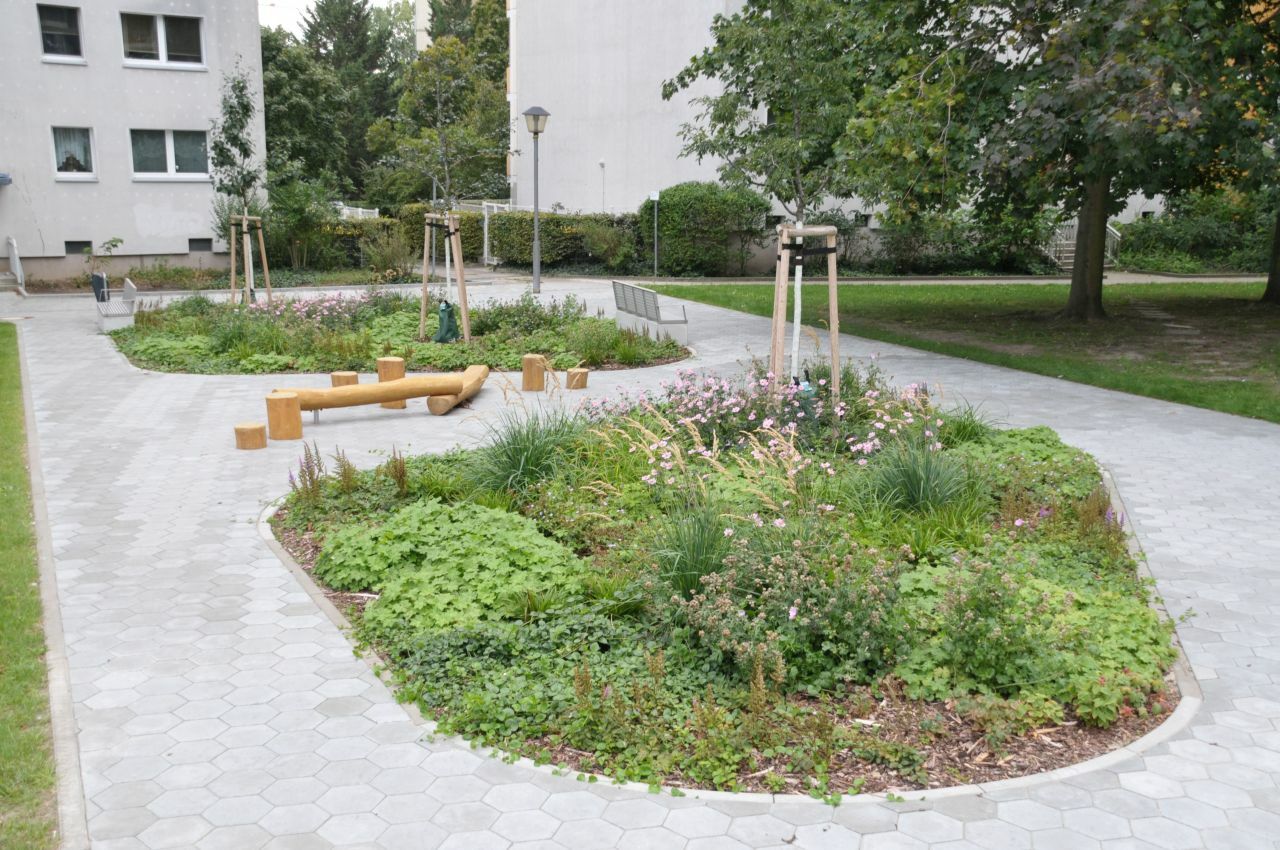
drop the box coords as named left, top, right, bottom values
left=612, top=280, right=688, bottom=345
left=93, top=275, right=138, bottom=332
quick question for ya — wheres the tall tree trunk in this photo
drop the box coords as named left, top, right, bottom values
left=1063, top=175, right=1110, bottom=320
left=1263, top=205, right=1280, bottom=304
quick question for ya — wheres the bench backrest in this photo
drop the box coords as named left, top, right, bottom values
left=612, top=280, right=661, bottom=321
left=91, top=272, right=108, bottom=303
left=122, top=278, right=137, bottom=302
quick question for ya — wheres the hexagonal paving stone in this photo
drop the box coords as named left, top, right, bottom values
left=898, top=811, right=964, bottom=843
left=666, top=806, right=733, bottom=839
left=617, top=826, right=688, bottom=849
left=604, top=799, right=670, bottom=830
left=554, top=818, right=625, bottom=849
left=203, top=795, right=274, bottom=828
left=996, top=801, right=1062, bottom=832
left=492, top=810, right=561, bottom=842
left=315, top=812, right=387, bottom=845
left=543, top=791, right=610, bottom=822
left=483, top=782, right=551, bottom=813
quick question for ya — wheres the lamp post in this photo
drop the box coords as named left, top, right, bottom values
left=522, top=106, right=550, bottom=294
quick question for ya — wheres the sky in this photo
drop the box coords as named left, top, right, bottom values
left=257, top=0, right=399, bottom=34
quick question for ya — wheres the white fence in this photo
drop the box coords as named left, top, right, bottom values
left=335, top=204, right=380, bottom=220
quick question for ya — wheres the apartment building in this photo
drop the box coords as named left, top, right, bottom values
left=0, top=1, right=266, bottom=281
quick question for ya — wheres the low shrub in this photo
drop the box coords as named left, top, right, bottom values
left=315, top=498, right=583, bottom=642
left=638, top=182, right=770, bottom=276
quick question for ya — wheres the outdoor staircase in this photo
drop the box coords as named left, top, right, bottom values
left=1045, top=220, right=1122, bottom=274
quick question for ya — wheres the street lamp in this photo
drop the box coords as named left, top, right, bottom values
left=523, top=106, right=549, bottom=293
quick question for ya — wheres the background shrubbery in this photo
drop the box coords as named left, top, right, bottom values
left=1117, top=186, right=1274, bottom=274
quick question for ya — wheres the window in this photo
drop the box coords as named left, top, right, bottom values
left=130, top=129, right=209, bottom=177
left=120, top=13, right=202, bottom=65
left=188, top=238, right=213, bottom=253
left=38, top=5, right=81, bottom=56
left=64, top=240, right=91, bottom=255
left=52, top=127, right=93, bottom=176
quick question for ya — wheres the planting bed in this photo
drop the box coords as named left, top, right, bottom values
left=111, top=290, right=686, bottom=375
left=272, top=366, right=1178, bottom=798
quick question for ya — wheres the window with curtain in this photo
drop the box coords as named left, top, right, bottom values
left=121, top=13, right=158, bottom=60
left=164, top=16, right=202, bottom=63
left=52, top=127, right=92, bottom=173
left=38, top=5, right=81, bottom=56
left=173, top=131, right=208, bottom=173
left=130, top=130, right=167, bottom=173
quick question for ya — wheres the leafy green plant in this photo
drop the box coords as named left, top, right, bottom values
left=314, top=498, right=583, bottom=642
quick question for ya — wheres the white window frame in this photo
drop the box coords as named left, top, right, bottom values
left=50, top=126, right=97, bottom=182
left=130, top=129, right=211, bottom=182
left=37, top=4, right=85, bottom=63
left=120, top=13, right=206, bottom=71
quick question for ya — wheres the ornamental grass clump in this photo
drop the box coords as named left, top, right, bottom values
left=465, top=409, right=584, bottom=495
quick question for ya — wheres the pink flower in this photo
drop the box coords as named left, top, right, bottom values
left=1014, top=518, right=1025, bottom=527
left=723, top=528, right=734, bottom=538
left=773, top=518, right=786, bottom=529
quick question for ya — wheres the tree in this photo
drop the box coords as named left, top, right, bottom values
left=260, top=26, right=347, bottom=177
left=843, top=0, right=1244, bottom=319
left=1220, top=1, right=1280, bottom=302
left=302, top=0, right=400, bottom=193
left=428, top=0, right=473, bottom=41
left=469, top=0, right=508, bottom=84
left=210, top=65, right=263, bottom=213
left=373, top=0, right=418, bottom=74
left=365, top=35, right=508, bottom=209
left=663, top=0, right=860, bottom=223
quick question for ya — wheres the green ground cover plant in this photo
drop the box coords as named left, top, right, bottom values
left=274, top=363, right=1176, bottom=795
left=654, top=282, right=1280, bottom=423
left=111, top=291, right=684, bottom=374
left=0, top=324, right=58, bottom=849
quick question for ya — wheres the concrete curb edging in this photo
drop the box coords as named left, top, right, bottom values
left=7, top=319, right=91, bottom=850
left=255, top=457, right=1202, bottom=809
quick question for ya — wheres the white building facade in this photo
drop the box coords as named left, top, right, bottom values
left=507, top=0, right=734, bottom=215
left=0, top=0, right=266, bottom=281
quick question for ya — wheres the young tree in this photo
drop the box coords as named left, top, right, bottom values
left=365, top=35, right=508, bottom=208
left=663, top=0, right=860, bottom=223
left=844, top=0, right=1243, bottom=319
left=210, top=65, right=263, bottom=212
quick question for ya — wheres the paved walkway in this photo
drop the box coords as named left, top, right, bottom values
left=5, top=283, right=1280, bottom=850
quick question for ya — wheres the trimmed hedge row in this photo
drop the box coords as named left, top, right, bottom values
left=394, top=181, right=772, bottom=276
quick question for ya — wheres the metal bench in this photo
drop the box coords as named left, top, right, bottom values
left=611, top=280, right=688, bottom=345
left=93, top=274, right=138, bottom=332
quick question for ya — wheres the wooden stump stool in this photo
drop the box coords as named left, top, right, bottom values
left=265, top=392, right=303, bottom=440
left=567, top=368, right=588, bottom=390
left=521, top=354, right=546, bottom=392
left=377, top=357, right=407, bottom=409
left=234, top=422, right=267, bottom=450
left=331, top=371, right=358, bottom=387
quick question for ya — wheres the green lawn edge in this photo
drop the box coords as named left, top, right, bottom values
left=655, top=282, right=1280, bottom=424
left=0, top=323, right=58, bottom=849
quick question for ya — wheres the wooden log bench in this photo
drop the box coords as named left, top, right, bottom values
left=612, top=280, right=688, bottom=345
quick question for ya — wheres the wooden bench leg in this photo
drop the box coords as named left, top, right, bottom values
left=265, top=392, right=302, bottom=440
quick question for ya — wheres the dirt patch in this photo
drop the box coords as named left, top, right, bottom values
left=271, top=509, right=1180, bottom=796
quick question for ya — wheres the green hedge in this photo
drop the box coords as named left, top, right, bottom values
left=395, top=204, right=640, bottom=269
left=639, top=182, right=770, bottom=276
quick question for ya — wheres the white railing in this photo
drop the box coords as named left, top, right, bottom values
left=4, top=236, right=23, bottom=288
left=481, top=201, right=510, bottom=265
left=1046, top=219, right=1122, bottom=268
left=335, top=204, right=380, bottom=220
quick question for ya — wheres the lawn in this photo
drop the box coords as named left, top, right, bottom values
left=112, top=291, right=685, bottom=375
left=273, top=364, right=1176, bottom=796
left=0, top=323, right=57, bottom=849
left=654, top=282, right=1280, bottom=423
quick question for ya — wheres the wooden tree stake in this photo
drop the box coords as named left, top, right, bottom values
left=377, top=356, right=407, bottom=409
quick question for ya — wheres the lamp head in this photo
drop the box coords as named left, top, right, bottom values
left=523, top=106, right=550, bottom=135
